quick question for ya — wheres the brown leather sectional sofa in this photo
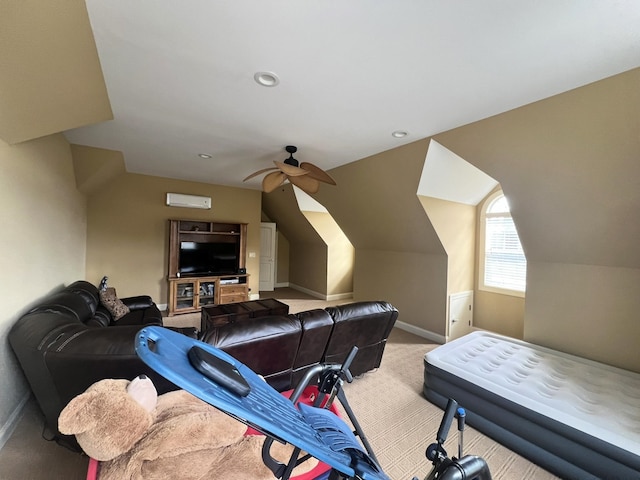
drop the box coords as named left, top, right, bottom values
left=201, top=301, right=399, bottom=391
left=9, top=280, right=398, bottom=450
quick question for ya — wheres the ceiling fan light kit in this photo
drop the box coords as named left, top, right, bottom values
left=244, top=145, right=336, bottom=195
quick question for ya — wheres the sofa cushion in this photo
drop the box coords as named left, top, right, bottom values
left=114, top=306, right=163, bottom=327
left=99, top=288, right=130, bottom=321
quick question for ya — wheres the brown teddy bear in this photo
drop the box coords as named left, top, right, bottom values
left=58, top=375, right=318, bottom=480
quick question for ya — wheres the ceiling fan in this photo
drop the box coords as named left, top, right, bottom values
left=243, top=145, right=336, bottom=195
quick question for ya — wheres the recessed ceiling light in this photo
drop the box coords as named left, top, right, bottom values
left=198, top=153, right=212, bottom=159
left=254, top=71, right=280, bottom=87
left=392, top=131, right=408, bottom=138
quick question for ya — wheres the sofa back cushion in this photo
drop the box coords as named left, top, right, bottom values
left=291, top=309, right=334, bottom=369
left=28, top=291, right=97, bottom=324
left=324, top=301, right=398, bottom=375
left=65, top=281, right=100, bottom=311
left=200, top=316, right=302, bottom=384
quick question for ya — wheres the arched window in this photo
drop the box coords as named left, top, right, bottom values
left=479, top=191, right=526, bottom=296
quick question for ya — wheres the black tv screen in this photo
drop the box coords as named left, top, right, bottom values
left=179, top=241, right=239, bottom=276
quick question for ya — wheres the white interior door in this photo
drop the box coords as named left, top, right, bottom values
left=259, top=222, right=276, bottom=292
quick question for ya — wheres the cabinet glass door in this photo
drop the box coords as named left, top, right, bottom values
left=199, top=280, right=216, bottom=307
left=176, top=281, right=196, bottom=310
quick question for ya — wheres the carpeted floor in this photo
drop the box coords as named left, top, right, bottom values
left=0, top=289, right=558, bottom=479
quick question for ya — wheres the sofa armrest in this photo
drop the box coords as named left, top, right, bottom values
left=10, top=317, right=178, bottom=443
left=121, top=295, right=154, bottom=310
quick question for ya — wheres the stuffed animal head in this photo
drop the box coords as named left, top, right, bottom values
left=58, top=375, right=158, bottom=461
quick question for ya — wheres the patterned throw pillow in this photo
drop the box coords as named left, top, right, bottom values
left=99, top=287, right=130, bottom=321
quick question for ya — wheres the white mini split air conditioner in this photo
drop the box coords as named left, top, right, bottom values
left=166, top=193, right=211, bottom=209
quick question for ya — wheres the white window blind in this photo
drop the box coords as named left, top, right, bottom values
left=481, top=193, right=527, bottom=294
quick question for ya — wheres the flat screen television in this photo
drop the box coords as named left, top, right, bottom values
left=179, top=241, right=239, bottom=276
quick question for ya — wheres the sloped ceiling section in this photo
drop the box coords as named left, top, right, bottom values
left=71, top=145, right=125, bottom=195
left=261, top=185, right=324, bottom=245
left=0, top=0, right=112, bottom=144
left=419, top=140, right=498, bottom=205
left=293, top=187, right=328, bottom=213
left=434, top=68, right=640, bottom=268
left=314, top=139, right=444, bottom=255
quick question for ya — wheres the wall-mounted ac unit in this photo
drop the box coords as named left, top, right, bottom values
left=166, top=193, right=211, bottom=209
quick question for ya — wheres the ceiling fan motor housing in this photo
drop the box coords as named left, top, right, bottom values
left=284, top=145, right=299, bottom=167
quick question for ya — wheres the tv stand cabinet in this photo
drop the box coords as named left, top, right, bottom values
left=167, top=274, right=249, bottom=316
left=167, top=219, right=249, bottom=316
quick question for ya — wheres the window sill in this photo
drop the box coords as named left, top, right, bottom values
left=478, top=285, right=525, bottom=298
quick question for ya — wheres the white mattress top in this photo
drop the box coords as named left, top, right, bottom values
left=425, top=331, right=640, bottom=456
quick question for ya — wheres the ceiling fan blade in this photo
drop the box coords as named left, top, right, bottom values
left=263, top=171, right=287, bottom=193
left=289, top=174, right=320, bottom=194
left=274, top=161, right=309, bottom=177
left=300, top=162, right=337, bottom=185
left=243, top=167, right=279, bottom=182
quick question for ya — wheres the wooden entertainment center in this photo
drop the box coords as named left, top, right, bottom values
left=167, top=219, right=249, bottom=316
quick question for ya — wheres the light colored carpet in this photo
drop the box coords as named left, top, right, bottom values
left=0, top=290, right=558, bottom=479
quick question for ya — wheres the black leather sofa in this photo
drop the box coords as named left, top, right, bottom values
left=200, top=301, right=399, bottom=391
left=8, top=280, right=196, bottom=449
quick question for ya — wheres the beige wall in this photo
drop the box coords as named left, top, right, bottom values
left=71, top=144, right=125, bottom=194
left=84, top=171, right=262, bottom=304
left=418, top=196, right=476, bottom=337
left=474, top=291, right=525, bottom=338
left=276, top=231, right=290, bottom=285
left=303, top=211, right=354, bottom=297
left=0, top=0, right=111, bottom=144
left=262, top=186, right=348, bottom=298
left=289, top=243, right=329, bottom=296
left=315, top=140, right=450, bottom=336
left=419, top=196, right=475, bottom=294
left=0, top=134, right=87, bottom=443
left=355, top=250, right=448, bottom=335
left=526, top=263, right=640, bottom=371
left=435, top=68, right=640, bottom=371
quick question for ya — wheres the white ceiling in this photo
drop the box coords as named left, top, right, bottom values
left=64, top=1, right=640, bottom=191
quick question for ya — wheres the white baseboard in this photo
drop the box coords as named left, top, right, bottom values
left=287, top=284, right=353, bottom=301
left=157, top=303, right=168, bottom=311
left=394, top=321, right=446, bottom=344
left=248, top=293, right=260, bottom=301
left=0, top=392, right=31, bottom=451
left=326, top=292, right=354, bottom=301
left=288, top=284, right=325, bottom=299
